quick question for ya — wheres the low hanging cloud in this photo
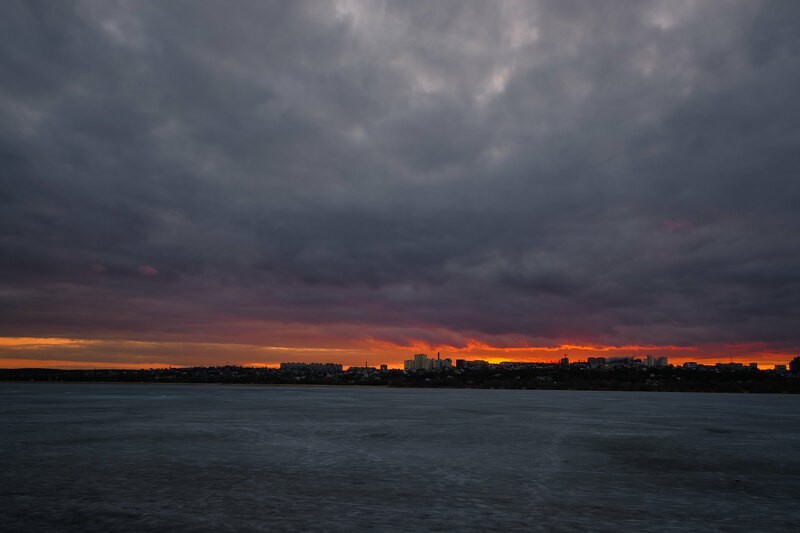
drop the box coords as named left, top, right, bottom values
left=1, top=0, right=799, bottom=364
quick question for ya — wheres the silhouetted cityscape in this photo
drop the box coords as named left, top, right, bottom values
left=3, top=354, right=799, bottom=393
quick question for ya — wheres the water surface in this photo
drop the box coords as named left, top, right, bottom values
left=2, top=383, right=799, bottom=531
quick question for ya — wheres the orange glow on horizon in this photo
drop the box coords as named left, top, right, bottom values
left=0, top=335, right=795, bottom=370
left=0, top=337, right=91, bottom=347
left=0, top=358, right=185, bottom=370
left=366, top=338, right=796, bottom=370
left=242, top=362, right=281, bottom=369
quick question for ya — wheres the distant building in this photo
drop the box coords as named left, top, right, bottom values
left=683, top=362, right=698, bottom=369
left=560, top=357, right=569, bottom=366
left=430, top=357, right=453, bottom=370
left=587, top=357, right=605, bottom=367
left=656, top=356, right=668, bottom=367
left=379, top=364, right=388, bottom=372
left=607, top=356, right=633, bottom=366
left=346, top=365, right=377, bottom=374
left=645, top=354, right=656, bottom=367
left=775, top=364, right=787, bottom=373
left=749, top=363, right=759, bottom=370
left=403, top=353, right=452, bottom=371
left=790, top=357, right=800, bottom=375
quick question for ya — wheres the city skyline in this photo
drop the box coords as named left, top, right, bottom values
left=0, top=336, right=792, bottom=370
left=2, top=1, right=800, bottom=370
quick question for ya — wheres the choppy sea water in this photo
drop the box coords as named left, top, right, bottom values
left=1, top=383, right=799, bottom=532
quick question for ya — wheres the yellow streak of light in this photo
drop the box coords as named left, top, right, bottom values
left=0, top=337, right=94, bottom=347
left=0, top=358, right=182, bottom=370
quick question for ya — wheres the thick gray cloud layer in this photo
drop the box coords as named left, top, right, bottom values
left=2, top=0, right=799, bottom=350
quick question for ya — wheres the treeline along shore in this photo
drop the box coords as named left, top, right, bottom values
left=3, top=362, right=800, bottom=393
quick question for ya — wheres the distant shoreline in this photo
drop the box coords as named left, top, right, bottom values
left=2, top=364, right=799, bottom=394
left=0, top=380, right=358, bottom=388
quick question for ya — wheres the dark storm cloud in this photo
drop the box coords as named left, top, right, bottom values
left=2, top=0, right=800, bottom=350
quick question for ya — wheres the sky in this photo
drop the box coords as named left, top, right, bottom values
left=1, top=0, right=799, bottom=369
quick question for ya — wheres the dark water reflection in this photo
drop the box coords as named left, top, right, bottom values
left=2, top=383, right=799, bottom=532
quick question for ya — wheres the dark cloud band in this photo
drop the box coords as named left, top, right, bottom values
left=1, top=0, right=799, bottom=358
